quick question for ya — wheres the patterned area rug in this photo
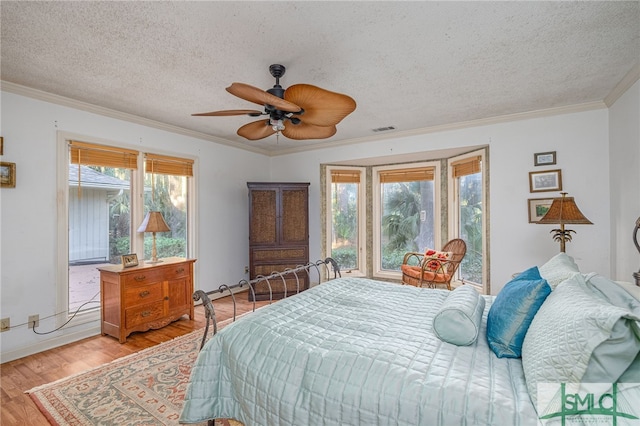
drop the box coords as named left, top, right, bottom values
left=27, top=319, right=242, bottom=426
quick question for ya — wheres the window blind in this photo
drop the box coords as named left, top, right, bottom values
left=451, top=156, right=482, bottom=178
left=145, top=153, right=194, bottom=177
left=379, top=167, right=435, bottom=183
left=69, top=140, right=138, bottom=169
left=69, top=140, right=138, bottom=198
left=331, top=169, right=361, bottom=183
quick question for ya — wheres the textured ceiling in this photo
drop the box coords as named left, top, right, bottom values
left=1, top=1, right=639, bottom=155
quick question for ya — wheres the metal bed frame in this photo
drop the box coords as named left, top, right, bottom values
left=192, top=258, right=341, bottom=350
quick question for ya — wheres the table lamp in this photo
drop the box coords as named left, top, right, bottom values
left=137, top=211, right=170, bottom=263
left=537, top=192, right=592, bottom=252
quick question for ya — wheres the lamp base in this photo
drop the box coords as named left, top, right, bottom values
left=145, top=259, right=164, bottom=265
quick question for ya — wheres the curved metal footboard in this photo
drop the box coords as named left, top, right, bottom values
left=193, top=257, right=341, bottom=350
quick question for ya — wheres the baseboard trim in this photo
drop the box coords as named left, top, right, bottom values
left=1, top=325, right=101, bottom=364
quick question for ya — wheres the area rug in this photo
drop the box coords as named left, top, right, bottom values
left=27, top=318, right=243, bottom=426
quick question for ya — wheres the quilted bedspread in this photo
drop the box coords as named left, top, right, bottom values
left=180, top=277, right=540, bottom=425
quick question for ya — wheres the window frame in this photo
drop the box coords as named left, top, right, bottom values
left=447, top=149, right=488, bottom=293
left=372, top=161, right=441, bottom=281
left=324, top=165, right=368, bottom=277
left=56, top=131, right=197, bottom=327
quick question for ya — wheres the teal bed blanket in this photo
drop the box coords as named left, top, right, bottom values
left=180, top=277, right=539, bottom=425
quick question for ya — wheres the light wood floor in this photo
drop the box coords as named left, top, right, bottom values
left=0, top=292, right=270, bottom=425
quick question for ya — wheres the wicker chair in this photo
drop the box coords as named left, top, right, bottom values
left=400, top=239, right=467, bottom=290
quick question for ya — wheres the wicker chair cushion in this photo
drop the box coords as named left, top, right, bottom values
left=423, top=249, right=453, bottom=272
left=400, top=264, right=450, bottom=283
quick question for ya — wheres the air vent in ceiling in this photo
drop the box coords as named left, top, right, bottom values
left=372, top=126, right=396, bottom=132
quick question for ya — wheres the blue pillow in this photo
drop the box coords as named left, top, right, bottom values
left=486, top=266, right=551, bottom=358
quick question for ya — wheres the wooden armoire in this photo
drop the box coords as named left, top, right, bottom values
left=247, top=182, right=310, bottom=301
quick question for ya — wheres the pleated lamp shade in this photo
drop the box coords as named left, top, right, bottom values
left=137, top=211, right=170, bottom=233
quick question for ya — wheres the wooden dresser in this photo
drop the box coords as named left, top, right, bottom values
left=98, top=257, right=196, bottom=343
left=248, top=182, right=310, bottom=301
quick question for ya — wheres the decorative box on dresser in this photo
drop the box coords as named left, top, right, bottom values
left=248, top=182, right=310, bottom=301
left=98, top=257, right=196, bottom=343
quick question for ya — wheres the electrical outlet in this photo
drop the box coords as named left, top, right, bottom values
left=244, top=266, right=249, bottom=274
left=0, top=317, right=9, bottom=332
left=28, top=314, right=39, bottom=329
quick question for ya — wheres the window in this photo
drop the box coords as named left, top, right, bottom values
left=373, top=163, right=440, bottom=278
left=325, top=166, right=366, bottom=275
left=57, top=133, right=196, bottom=324
left=143, top=154, right=194, bottom=259
left=449, top=152, right=486, bottom=290
left=68, top=141, right=137, bottom=313
left=322, top=149, right=488, bottom=288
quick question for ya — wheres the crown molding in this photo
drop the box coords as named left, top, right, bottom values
left=604, top=63, right=640, bottom=107
left=0, top=81, right=271, bottom=156
left=1, top=80, right=610, bottom=158
left=271, top=101, right=607, bottom=156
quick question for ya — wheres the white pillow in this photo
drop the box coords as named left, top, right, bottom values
left=432, top=285, right=485, bottom=346
left=521, top=274, right=640, bottom=409
left=538, top=252, right=580, bottom=289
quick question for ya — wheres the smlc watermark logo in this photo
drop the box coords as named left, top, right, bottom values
left=537, top=383, right=640, bottom=425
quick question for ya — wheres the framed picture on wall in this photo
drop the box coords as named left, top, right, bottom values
left=0, top=162, right=16, bottom=188
left=529, top=169, right=562, bottom=192
left=534, top=151, right=556, bottom=166
left=528, top=198, right=555, bottom=223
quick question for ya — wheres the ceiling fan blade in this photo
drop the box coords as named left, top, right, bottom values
left=284, top=84, right=356, bottom=127
left=192, top=109, right=263, bottom=117
left=227, top=82, right=301, bottom=113
left=237, top=119, right=276, bottom=141
left=282, top=122, right=337, bottom=140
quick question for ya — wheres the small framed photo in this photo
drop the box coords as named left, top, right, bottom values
left=528, top=198, right=555, bottom=223
left=0, top=162, right=16, bottom=188
left=121, top=253, right=139, bottom=268
left=529, top=169, right=562, bottom=193
left=534, top=151, right=556, bottom=166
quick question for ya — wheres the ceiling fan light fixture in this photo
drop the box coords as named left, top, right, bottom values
left=270, top=118, right=285, bottom=131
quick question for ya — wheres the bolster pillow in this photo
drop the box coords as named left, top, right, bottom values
left=433, top=285, right=485, bottom=346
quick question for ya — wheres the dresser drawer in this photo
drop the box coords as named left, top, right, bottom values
left=123, top=282, right=163, bottom=307
left=125, top=301, right=164, bottom=328
left=122, top=268, right=167, bottom=286
left=252, top=247, right=308, bottom=262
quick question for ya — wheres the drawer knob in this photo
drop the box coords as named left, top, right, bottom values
left=176, top=267, right=185, bottom=273
left=141, top=310, right=151, bottom=317
left=134, top=275, right=146, bottom=282
left=139, top=290, right=150, bottom=298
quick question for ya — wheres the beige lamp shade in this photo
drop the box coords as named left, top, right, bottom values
left=137, top=212, right=170, bottom=263
left=137, top=211, right=170, bottom=233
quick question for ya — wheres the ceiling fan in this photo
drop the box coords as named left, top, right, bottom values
left=192, top=64, right=356, bottom=141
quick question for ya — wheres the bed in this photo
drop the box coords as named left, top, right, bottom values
left=179, top=254, right=640, bottom=425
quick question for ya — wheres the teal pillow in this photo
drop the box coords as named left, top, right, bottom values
left=486, top=266, right=551, bottom=358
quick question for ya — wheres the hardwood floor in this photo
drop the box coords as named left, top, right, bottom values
left=0, top=291, right=270, bottom=425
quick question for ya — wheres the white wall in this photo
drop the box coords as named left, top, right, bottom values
left=0, top=91, right=270, bottom=362
left=271, top=108, right=626, bottom=294
left=609, top=79, right=640, bottom=283
left=2, top=82, right=638, bottom=362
